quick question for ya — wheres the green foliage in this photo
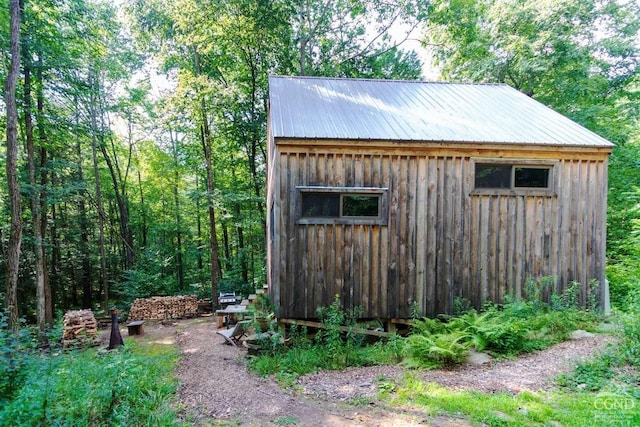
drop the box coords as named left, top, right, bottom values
left=618, top=288, right=640, bottom=367
left=0, top=313, right=38, bottom=402
left=0, top=339, right=180, bottom=426
left=248, top=326, right=327, bottom=382
left=410, top=316, right=448, bottom=335
left=368, top=334, right=407, bottom=365
left=248, top=298, right=405, bottom=381
left=424, top=0, right=640, bottom=145
left=607, top=166, right=640, bottom=310
left=251, top=279, right=603, bottom=382
left=404, top=331, right=470, bottom=369
left=315, top=295, right=366, bottom=369
left=390, top=373, right=640, bottom=427
left=556, top=290, right=639, bottom=399
left=556, top=354, right=617, bottom=391
left=272, top=416, right=298, bottom=426
left=406, top=278, right=601, bottom=366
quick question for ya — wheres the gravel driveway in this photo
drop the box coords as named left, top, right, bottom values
left=152, top=317, right=615, bottom=426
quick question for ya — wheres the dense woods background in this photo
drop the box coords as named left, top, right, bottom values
left=1, top=0, right=639, bottom=331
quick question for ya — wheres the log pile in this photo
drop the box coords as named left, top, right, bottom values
left=128, top=295, right=198, bottom=321
left=62, top=309, right=99, bottom=347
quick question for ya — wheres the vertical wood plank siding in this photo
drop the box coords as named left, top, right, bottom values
left=269, top=148, right=608, bottom=319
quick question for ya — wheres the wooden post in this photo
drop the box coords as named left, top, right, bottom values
left=108, top=308, right=124, bottom=349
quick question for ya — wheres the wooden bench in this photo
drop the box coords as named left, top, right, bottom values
left=126, top=320, right=145, bottom=336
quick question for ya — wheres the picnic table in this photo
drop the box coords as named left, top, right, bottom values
left=214, top=305, right=249, bottom=328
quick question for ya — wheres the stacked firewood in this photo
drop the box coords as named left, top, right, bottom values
left=128, top=295, right=198, bottom=321
left=62, top=309, right=99, bottom=347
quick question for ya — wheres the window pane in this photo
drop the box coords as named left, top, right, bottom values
left=301, top=193, right=340, bottom=217
left=475, top=165, right=511, bottom=188
left=514, top=167, right=549, bottom=188
left=342, top=195, right=380, bottom=217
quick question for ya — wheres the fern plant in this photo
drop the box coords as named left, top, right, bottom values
left=410, top=316, right=447, bottom=335
left=404, top=330, right=470, bottom=369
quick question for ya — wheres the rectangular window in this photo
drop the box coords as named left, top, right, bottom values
left=475, top=163, right=552, bottom=190
left=301, top=193, right=340, bottom=217
left=514, top=167, right=549, bottom=188
left=475, top=165, right=511, bottom=188
left=342, top=194, right=380, bottom=217
left=298, top=186, right=388, bottom=225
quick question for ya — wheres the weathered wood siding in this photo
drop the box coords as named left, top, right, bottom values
left=267, top=141, right=609, bottom=319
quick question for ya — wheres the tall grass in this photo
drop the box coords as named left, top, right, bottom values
left=389, top=373, right=640, bottom=427
left=0, top=326, right=180, bottom=427
left=248, top=296, right=405, bottom=383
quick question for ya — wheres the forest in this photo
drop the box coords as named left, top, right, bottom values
left=1, top=0, right=640, bottom=332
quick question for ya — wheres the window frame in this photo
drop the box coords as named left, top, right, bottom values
left=297, top=186, right=389, bottom=225
left=472, top=159, right=557, bottom=196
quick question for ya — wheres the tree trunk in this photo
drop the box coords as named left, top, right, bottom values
left=222, top=217, right=230, bottom=271
left=76, top=127, right=92, bottom=309
left=4, top=0, right=22, bottom=329
left=23, top=43, right=47, bottom=333
left=202, top=118, right=221, bottom=302
left=170, top=129, right=184, bottom=291
left=100, top=139, right=134, bottom=270
left=234, top=202, right=248, bottom=283
left=94, top=92, right=134, bottom=270
left=36, top=57, right=52, bottom=326
left=193, top=47, right=221, bottom=303
left=138, top=169, right=148, bottom=248
left=196, top=174, right=204, bottom=274
left=89, top=75, right=109, bottom=311
left=50, top=195, right=60, bottom=311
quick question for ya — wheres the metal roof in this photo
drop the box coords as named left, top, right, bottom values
left=268, top=76, right=613, bottom=147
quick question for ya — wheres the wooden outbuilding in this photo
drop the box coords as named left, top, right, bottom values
left=266, top=76, right=612, bottom=324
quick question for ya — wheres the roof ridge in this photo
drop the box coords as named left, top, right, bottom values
left=268, top=74, right=509, bottom=87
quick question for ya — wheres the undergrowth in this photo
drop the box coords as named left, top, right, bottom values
left=557, top=287, right=640, bottom=399
left=389, top=373, right=639, bottom=427
left=0, top=317, right=180, bottom=427
left=404, top=278, right=601, bottom=368
left=249, top=279, right=602, bottom=380
left=248, top=295, right=404, bottom=384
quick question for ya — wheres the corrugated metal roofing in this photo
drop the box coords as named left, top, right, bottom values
left=268, top=76, right=613, bottom=147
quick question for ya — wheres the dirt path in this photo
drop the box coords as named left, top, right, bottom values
left=170, top=318, right=426, bottom=426
left=150, top=317, right=614, bottom=426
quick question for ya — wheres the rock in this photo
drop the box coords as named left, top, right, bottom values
left=570, top=330, right=595, bottom=339
left=465, top=351, right=492, bottom=365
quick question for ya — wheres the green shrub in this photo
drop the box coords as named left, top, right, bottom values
left=315, top=295, right=366, bottom=369
left=443, top=310, right=494, bottom=351
left=478, top=317, right=530, bottom=355
left=0, top=313, right=38, bottom=402
left=404, top=330, right=470, bottom=369
left=248, top=298, right=406, bottom=380
left=607, top=181, right=640, bottom=310
left=619, top=289, right=640, bottom=367
left=410, top=316, right=448, bottom=335
left=556, top=353, right=617, bottom=391
left=0, top=340, right=179, bottom=426
left=607, top=263, right=639, bottom=311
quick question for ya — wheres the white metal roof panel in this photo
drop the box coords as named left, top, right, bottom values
left=268, top=76, right=613, bottom=147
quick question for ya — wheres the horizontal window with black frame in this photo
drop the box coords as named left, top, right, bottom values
left=475, top=164, right=551, bottom=190
left=297, top=186, right=388, bottom=225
